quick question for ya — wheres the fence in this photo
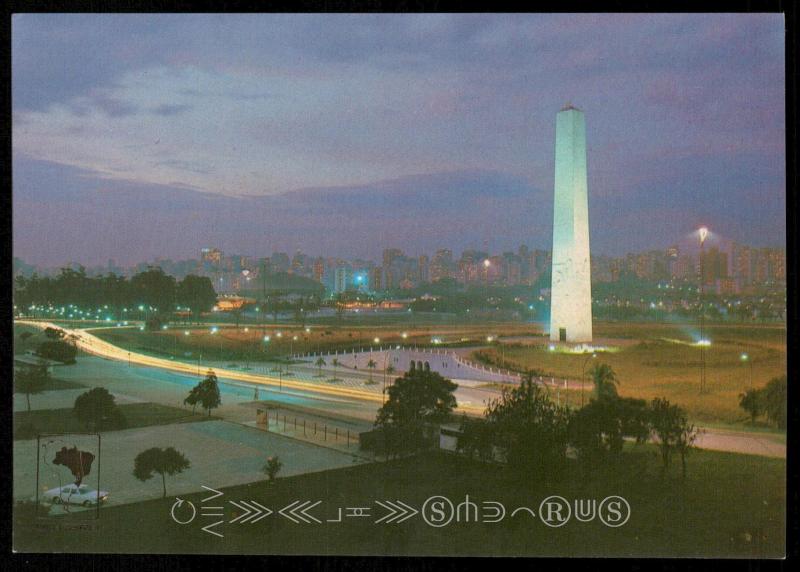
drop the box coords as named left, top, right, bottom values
left=254, top=409, right=359, bottom=450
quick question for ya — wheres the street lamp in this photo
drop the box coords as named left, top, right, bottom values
left=581, top=353, right=597, bottom=407
left=698, top=226, right=708, bottom=393
left=741, top=352, right=753, bottom=388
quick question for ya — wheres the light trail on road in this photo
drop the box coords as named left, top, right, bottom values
left=16, top=320, right=487, bottom=414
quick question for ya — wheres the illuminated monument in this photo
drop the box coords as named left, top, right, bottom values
left=549, top=104, right=592, bottom=343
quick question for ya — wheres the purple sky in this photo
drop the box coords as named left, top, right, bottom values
left=12, top=14, right=785, bottom=267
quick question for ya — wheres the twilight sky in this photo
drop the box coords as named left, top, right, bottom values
left=12, top=13, right=785, bottom=267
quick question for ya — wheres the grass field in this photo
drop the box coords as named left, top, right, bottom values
left=90, top=321, right=546, bottom=362
left=14, top=376, right=85, bottom=392
left=14, top=402, right=218, bottom=439
left=13, top=448, right=785, bottom=557
left=473, top=322, right=787, bottom=426
left=15, top=320, right=786, bottom=427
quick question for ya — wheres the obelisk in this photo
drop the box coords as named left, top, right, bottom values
left=549, top=104, right=592, bottom=343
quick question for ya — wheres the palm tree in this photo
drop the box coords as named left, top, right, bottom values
left=331, top=358, right=340, bottom=381
left=366, top=359, right=377, bottom=384
left=590, top=363, right=619, bottom=400
left=315, top=357, right=326, bottom=377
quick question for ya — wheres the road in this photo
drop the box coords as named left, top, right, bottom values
left=15, top=320, right=786, bottom=458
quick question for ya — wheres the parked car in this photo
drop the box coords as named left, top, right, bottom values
left=43, top=484, right=109, bottom=506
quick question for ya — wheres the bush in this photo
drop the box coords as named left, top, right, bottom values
left=36, top=340, right=77, bottom=364
left=262, top=456, right=283, bottom=482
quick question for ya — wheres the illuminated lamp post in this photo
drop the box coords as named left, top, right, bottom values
left=698, top=226, right=708, bottom=394
left=740, top=353, right=753, bottom=389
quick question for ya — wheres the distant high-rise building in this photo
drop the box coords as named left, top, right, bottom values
left=766, top=248, right=785, bottom=282
left=382, top=248, right=403, bottom=269
left=418, top=255, right=430, bottom=283
left=700, top=247, right=728, bottom=285
left=730, top=243, right=752, bottom=285
left=549, top=104, right=592, bottom=343
left=271, top=252, right=290, bottom=274
left=430, top=249, right=453, bottom=282
left=369, top=267, right=383, bottom=291
left=201, top=248, right=223, bottom=265
left=313, top=257, right=325, bottom=283
left=334, top=266, right=352, bottom=294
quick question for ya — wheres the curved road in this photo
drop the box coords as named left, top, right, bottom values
left=15, top=320, right=786, bottom=458
left=16, top=320, right=490, bottom=416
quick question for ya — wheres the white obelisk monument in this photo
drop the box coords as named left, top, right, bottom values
left=549, top=104, right=592, bottom=343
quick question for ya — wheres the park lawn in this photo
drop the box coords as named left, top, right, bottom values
left=91, top=321, right=546, bottom=363
left=473, top=322, right=786, bottom=425
left=14, top=402, right=218, bottom=439
left=14, top=376, right=85, bottom=392
left=13, top=447, right=784, bottom=557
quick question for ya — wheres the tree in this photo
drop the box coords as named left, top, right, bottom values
left=569, top=395, right=650, bottom=466
left=183, top=384, right=202, bottom=414
left=73, top=387, right=126, bottom=431
left=762, top=376, right=787, bottom=429
left=133, top=447, right=191, bottom=498
left=456, top=414, right=495, bottom=462
left=738, top=388, right=763, bottom=424
left=262, top=455, right=283, bottom=483
left=590, top=363, right=619, bottom=400
left=36, top=340, right=77, bottom=364
left=475, top=376, right=572, bottom=479
left=374, top=368, right=458, bottom=458
left=675, top=417, right=700, bottom=478
left=315, top=357, right=326, bottom=377
left=366, top=359, right=377, bottom=384
left=650, top=397, right=698, bottom=477
left=186, top=371, right=221, bottom=416
left=130, top=267, right=177, bottom=315
left=15, top=366, right=49, bottom=412
left=176, top=274, right=218, bottom=320
left=331, top=358, right=340, bottom=381
left=199, top=371, right=222, bottom=416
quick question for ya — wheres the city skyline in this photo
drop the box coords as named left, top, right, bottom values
left=12, top=14, right=785, bottom=266
left=14, top=237, right=786, bottom=294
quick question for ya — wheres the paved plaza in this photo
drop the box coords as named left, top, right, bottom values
left=14, top=419, right=362, bottom=510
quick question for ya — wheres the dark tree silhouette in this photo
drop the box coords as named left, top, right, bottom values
left=375, top=368, right=457, bottom=458
left=15, top=366, right=50, bottom=412
left=185, top=371, right=222, bottom=416
left=569, top=395, right=650, bottom=465
left=474, top=376, right=571, bottom=480
left=73, top=387, right=126, bottom=431
left=590, top=363, right=619, bottom=400
left=130, top=267, right=177, bottom=315
left=650, top=397, right=698, bottom=477
left=762, top=376, right=787, bottom=429
left=738, top=388, right=763, bottom=424
left=133, top=447, right=191, bottom=498
left=176, top=274, right=217, bottom=322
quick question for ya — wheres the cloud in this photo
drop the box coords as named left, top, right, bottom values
left=150, top=103, right=192, bottom=116
left=13, top=156, right=785, bottom=269
left=11, top=14, right=785, bottom=266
